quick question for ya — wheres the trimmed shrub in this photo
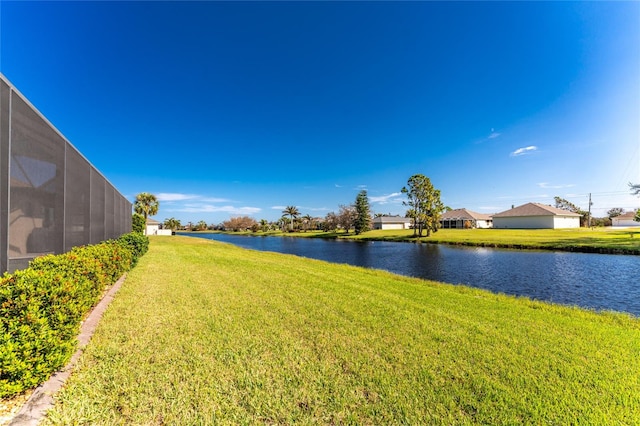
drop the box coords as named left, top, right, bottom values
left=0, top=269, right=78, bottom=396
left=132, top=213, right=145, bottom=234
left=116, top=232, right=149, bottom=267
left=0, top=232, right=147, bottom=398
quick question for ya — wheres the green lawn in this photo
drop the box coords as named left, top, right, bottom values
left=45, top=236, right=640, bottom=424
left=237, top=227, right=640, bottom=254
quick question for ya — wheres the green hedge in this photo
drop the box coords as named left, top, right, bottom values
left=115, top=232, right=149, bottom=267
left=0, top=232, right=148, bottom=398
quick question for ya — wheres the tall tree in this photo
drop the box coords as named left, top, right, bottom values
left=163, top=217, right=181, bottom=231
left=134, top=192, right=159, bottom=235
left=354, top=190, right=371, bottom=235
left=606, top=208, right=625, bottom=218
left=401, top=174, right=444, bottom=237
left=337, top=204, right=356, bottom=234
left=282, top=206, right=300, bottom=231
left=223, top=216, right=257, bottom=232
left=322, top=212, right=339, bottom=232
left=279, top=216, right=290, bottom=232
left=301, top=214, right=313, bottom=232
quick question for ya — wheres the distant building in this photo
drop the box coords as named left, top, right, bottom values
left=0, top=74, right=131, bottom=272
left=146, top=218, right=172, bottom=235
left=440, top=208, right=493, bottom=229
left=612, top=211, right=639, bottom=227
left=492, top=203, right=581, bottom=229
left=372, top=216, right=412, bottom=230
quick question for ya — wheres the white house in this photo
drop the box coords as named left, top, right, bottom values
left=612, top=211, right=639, bottom=227
left=372, top=216, right=412, bottom=230
left=492, top=203, right=581, bottom=229
left=145, top=218, right=172, bottom=236
left=440, top=208, right=493, bottom=229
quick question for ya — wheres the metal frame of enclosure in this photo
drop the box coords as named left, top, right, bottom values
left=0, top=74, right=132, bottom=273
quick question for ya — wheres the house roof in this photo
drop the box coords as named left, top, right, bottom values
left=146, top=218, right=161, bottom=225
left=441, top=208, right=492, bottom=221
left=614, top=211, right=637, bottom=220
left=493, top=202, right=582, bottom=218
left=372, top=216, right=411, bottom=223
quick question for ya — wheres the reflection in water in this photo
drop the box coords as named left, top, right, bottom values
left=180, top=233, right=640, bottom=316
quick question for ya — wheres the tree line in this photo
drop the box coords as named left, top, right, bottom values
left=133, top=179, right=640, bottom=235
left=216, top=173, right=444, bottom=236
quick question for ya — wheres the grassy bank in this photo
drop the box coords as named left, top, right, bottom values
left=218, top=227, right=640, bottom=254
left=45, top=236, right=639, bottom=424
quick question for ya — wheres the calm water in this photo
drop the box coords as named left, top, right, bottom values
left=180, top=233, right=640, bottom=316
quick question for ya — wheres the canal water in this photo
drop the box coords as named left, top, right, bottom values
left=180, top=233, right=640, bottom=316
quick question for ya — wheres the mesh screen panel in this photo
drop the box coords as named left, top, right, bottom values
left=90, top=170, right=105, bottom=244
left=123, top=199, right=132, bottom=234
left=0, top=80, right=9, bottom=272
left=105, top=183, right=115, bottom=240
left=1, top=76, right=132, bottom=272
left=64, top=147, right=91, bottom=251
left=9, top=93, right=64, bottom=258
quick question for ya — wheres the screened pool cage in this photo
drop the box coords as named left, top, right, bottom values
left=0, top=74, right=132, bottom=273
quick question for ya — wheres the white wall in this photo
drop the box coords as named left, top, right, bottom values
left=145, top=225, right=173, bottom=236
left=494, top=215, right=579, bottom=229
left=381, top=223, right=408, bottom=230
left=553, top=216, right=580, bottom=229
left=476, top=220, right=493, bottom=229
left=612, top=218, right=639, bottom=227
left=493, top=216, right=555, bottom=229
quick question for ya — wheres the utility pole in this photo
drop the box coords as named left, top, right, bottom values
left=588, top=193, right=592, bottom=228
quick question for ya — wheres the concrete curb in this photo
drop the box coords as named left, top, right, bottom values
left=9, top=274, right=128, bottom=426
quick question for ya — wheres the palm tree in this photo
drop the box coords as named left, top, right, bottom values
left=163, top=217, right=181, bottom=232
left=282, top=205, right=300, bottom=231
left=302, top=214, right=313, bottom=232
left=134, top=192, right=159, bottom=235
left=279, top=216, right=290, bottom=232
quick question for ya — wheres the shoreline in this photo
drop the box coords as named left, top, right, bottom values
left=179, top=227, right=640, bottom=256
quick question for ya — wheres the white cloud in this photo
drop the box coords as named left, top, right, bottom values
left=537, top=182, right=575, bottom=189
left=510, top=146, right=538, bottom=157
left=370, top=192, right=403, bottom=204
left=300, top=206, right=331, bottom=212
left=497, top=193, right=549, bottom=200
left=156, top=193, right=231, bottom=203
left=474, top=129, right=501, bottom=144
left=174, top=204, right=261, bottom=215
left=156, top=192, right=200, bottom=202
left=273, top=205, right=329, bottom=213
left=201, top=197, right=233, bottom=203
left=335, top=184, right=343, bottom=188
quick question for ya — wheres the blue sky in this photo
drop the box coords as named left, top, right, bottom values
left=1, top=1, right=639, bottom=224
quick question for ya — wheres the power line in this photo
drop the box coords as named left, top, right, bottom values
left=615, top=142, right=640, bottom=190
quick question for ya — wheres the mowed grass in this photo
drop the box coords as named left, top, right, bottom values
left=45, top=236, right=640, bottom=424
left=356, top=227, right=640, bottom=252
left=247, top=227, right=640, bottom=254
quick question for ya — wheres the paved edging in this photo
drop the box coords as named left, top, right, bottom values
left=9, top=274, right=128, bottom=426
